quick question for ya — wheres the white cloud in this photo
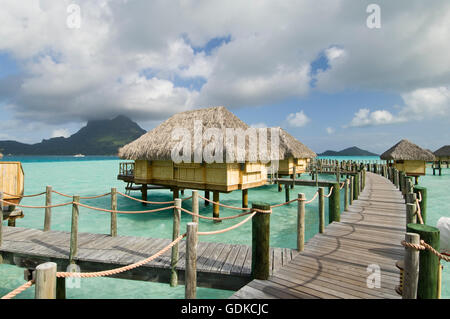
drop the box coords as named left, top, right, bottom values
left=326, top=127, right=335, bottom=134
left=51, top=128, right=70, bottom=138
left=286, top=110, right=310, bottom=127
left=346, top=86, right=450, bottom=128
left=325, top=47, right=346, bottom=61
left=1, top=0, right=450, bottom=128
left=400, top=87, right=450, bottom=119
left=347, top=108, right=404, bottom=127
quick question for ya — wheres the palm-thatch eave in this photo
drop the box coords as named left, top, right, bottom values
left=434, top=145, right=450, bottom=157
left=380, top=139, right=435, bottom=161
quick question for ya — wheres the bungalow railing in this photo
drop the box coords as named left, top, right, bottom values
left=119, top=162, right=134, bottom=177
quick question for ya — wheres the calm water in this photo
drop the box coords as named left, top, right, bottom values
left=0, top=155, right=448, bottom=299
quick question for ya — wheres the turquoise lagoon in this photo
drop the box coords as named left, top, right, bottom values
left=0, top=155, right=448, bottom=299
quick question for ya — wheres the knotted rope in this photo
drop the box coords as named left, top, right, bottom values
left=401, top=240, right=449, bottom=262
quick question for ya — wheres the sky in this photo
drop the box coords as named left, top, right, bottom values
left=0, top=0, right=449, bottom=154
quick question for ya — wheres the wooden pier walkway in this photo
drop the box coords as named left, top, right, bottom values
left=0, top=226, right=297, bottom=291
left=231, top=172, right=405, bottom=299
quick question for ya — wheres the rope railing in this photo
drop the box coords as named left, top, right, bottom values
left=197, top=212, right=257, bottom=236
left=305, top=191, right=319, bottom=204
left=117, top=191, right=175, bottom=205
left=75, top=202, right=175, bottom=214
left=1, top=191, right=46, bottom=198
left=179, top=207, right=253, bottom=221
left=323, top=186, right=334, bottom=198
left=0, top=198, right=73, bottom=209
left=52, top=190, right=111, bottom=200
left=56, top=234, right=186, bottom=278
left=401, top=239, right=449, bottom=262
left=1, top=280, right=35, bottom=299
left=415, top=198, right=424, bottom=225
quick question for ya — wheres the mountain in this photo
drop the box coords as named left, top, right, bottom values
left=0, top=115, right=146, bottom=155
left=319, top=146, right=378, bottom=157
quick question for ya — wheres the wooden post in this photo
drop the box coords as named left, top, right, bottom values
left=406, top=203, right=417, bottom=226
left=110, top=187, right=117, bottom=237
left=204, top=190, right=210, bottom=206
left=44, top=186, right=52, bottom=231
left=406, top=192, right=416, bottom=206
left=329, top=183, right=341, bottom=223
left=35, top=262, right=57, bottom=299
left=400, top=172, right=406, bottom=197
left=393, top=169, right=399, bottom=189
left=170, top=198, right=181, bottom=287
left=319, top=188, right=325, bottom=233
left=141, top=184, right=148, bottom=206
left=285, top=184, right=290, bottom=203
left=56, top=277, right=66, bottom=299
left=406, top=223, right=440, bottom=299
left=213, top=191, right=220, bottom=223
left=403, top=232, right=420, bottom=299
left=242, top=189, right=248, bottom=209
left=297, top=193, right=306, bottom=251
left=336, top=164, right=340, bottom=183
left=0, top=192, right=3, bottom=247
left=292, top=166, right=296, bottom=189
left=413, top=186, right=427, bottom=224
left=69, top=196, right=79, bottom=264
left=353, top=173, right=359, bottom=200
left=344, top=179, right=349, bottom=211
left=349, top=176, right=354, bottom=206
left=185, top=222, right=198, bottom=299
left=251, top=202, right=271, bottom=279
left=192, top=190, right=199, bottom=223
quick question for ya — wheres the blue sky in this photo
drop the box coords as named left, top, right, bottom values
left=0, top=1, right=449, bottom=154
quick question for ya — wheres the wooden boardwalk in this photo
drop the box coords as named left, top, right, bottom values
left=231, top=172, right=405, bottom=299
left=0, top=226, right=297, bottom=291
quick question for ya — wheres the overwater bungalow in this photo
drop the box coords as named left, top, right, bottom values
left=269, top=128, right=316, bottom=177
left=434, top=145, right=450, bottom=166
left=118, top=106, right=270, bottom=212
left=380, top=139, right=435, bottom=182
left=0, top=161, right=24, bottom=210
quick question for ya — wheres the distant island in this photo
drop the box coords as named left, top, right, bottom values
left=0, top=115, right=146, bottom=155
left=319, top=146, right=378, bottom=157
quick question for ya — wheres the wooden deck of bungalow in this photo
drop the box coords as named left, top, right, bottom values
left=230, top=171, right=405, bottom=299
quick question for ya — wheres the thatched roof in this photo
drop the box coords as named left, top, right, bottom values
left=380, top=139, right=435, bottom=161
left=434, top=145, right=450, bottom=157
left=278, top=128, right=316, bottom=159
left=118, top=106, right=316, bottom=162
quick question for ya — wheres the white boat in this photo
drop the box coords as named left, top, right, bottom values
left=73, top=154, right=85, bottom=158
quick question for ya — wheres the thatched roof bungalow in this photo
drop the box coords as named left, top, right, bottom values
left=434, top=145, right=450, bottom=161
left=273, top=128, right=316, bottom=176
left=380, top=139, right=435, bottom=176
left=118, top=106, right=269, bottom=195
